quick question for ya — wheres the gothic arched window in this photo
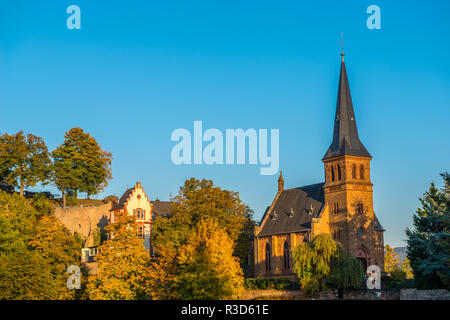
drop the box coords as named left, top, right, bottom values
left=337, top=164, right=342, bottom=180
left=360, top=165, right=365, bottom=180
left=265, top=243, right=271, bottom=272
left=331, top=166, right=335, bottom=182
left=333, top=202, right=339, bottom=215
left=283, top=241, right=290, bottom=270
left=356, top=203, right=364, bottom=215
left=352, top=164, right=357, bottom=179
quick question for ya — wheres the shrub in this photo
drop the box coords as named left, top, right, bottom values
left=244, top=278, right=294, bottom=290
left=103, top=195, right=118, bottom=204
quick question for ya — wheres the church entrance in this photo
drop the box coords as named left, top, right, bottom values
left=355, top=247, right=369, bottom=272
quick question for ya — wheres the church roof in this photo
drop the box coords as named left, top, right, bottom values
left=257, top=183, right=325, bottom=237
left=323, top=58, right=371, bottom=160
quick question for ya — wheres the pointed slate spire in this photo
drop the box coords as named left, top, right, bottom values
left=323, top=55, right=371, bottom=160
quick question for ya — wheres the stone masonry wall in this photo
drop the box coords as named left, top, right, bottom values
left=400, top=289, right=450, bottom=300
left=54, top=203, right=112, bottom=247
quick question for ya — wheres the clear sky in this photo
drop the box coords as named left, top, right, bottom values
left=1, top=1, right=449, bottom=247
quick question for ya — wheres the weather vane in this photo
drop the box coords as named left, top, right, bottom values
left=340, top=33, right=345, bottom=62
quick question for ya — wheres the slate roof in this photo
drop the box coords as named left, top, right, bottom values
left=323, top=60, right=371, bottom=160
left=151, top=200, right=172, bottom=219
left=257, top=183, right=325, bottom=237
left=110, top=188, right=133, bottom=211
left=373, top=215, right=385, bottom=231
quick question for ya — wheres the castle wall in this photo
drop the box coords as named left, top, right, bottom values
left=54, top=203, right=111, bottom=247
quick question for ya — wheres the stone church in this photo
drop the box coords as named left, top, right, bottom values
left=249, top=54, right=385, bottom=280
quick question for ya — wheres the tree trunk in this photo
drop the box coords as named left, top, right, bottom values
left=62, top=189, right=66, bottom=208
left=338, top=288, right=344, bottom=299
left=20, top=182, right=24, bottom=197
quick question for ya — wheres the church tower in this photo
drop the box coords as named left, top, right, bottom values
left=322, top=53, right=384, bottom=270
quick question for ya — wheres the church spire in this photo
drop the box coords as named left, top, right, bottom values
left=323, top=54, right=371, bottom=160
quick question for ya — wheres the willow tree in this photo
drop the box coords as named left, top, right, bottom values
left=292, top=234, right=364, bottom=298
left=327, top=246, right=364, bottom=299
left=292, top=234, right=338, bottom=296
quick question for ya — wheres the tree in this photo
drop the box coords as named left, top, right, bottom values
left=52, top=128, right=112, bottom=205
left=148, top=219, right=244, bottom=299
left=149, top=178, right=251, bottom=299
left=0, top=190, right=82, bottom=299
left=406, top=173, right=450, bottom=289
left=29, top=215, right=83, bottom=299
left=384, top=245, right=401, bottom=274
left=152, top=178, right=254, bottom=268
left=292, top=234, right=364, bottom=298
left=292, top=234, right=338, bottom=296
left=0, top=248, right=58, bottom=300
left=85, top=211, right=150, bottom=300
left=0, top=131, right=51, bottom=196
left=327, top=246, right=364, bottom=299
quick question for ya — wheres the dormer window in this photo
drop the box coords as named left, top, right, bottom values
left=271, top=210, right=278, bottom=220
left=288, top=208, right=294, bottom=217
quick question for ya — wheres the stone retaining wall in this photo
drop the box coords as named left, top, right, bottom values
left=400, top=288, right=450, bottom=300
left=54, top=203, right=111, bottom=247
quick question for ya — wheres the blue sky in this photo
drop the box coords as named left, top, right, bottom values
left=1, top=1, right=449, bottom=247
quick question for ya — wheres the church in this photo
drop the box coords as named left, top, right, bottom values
left=249, top=53, right=385, bottom=280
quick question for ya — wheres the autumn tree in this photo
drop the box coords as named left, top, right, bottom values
left=0, top=248, right=58, bottom=299
left=52, top=128, right=112, bottom=206
left=0, top=131, right=51, bottom=196
left=0, top=190, right=82, bottom=299
left=149, top=218, right=244, bottom=300
left=384, top=245, right=401, bottom=274
left=29, top=215, right=83, bottom=299
left=153, top=178, right=254, bottom=269
left=86, top=211, right=150, bottom=300
left=406, top=173, right=450, bottom=289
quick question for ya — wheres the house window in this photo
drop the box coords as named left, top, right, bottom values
left=265, top=243, right=271, bottom=272
left=283, top=241, right=290, bottom=270
left=360, top=165, right=365, bottom=180
left=352, top=164, right=357, bottom=179
left=135, top=209, right=145, bottom=220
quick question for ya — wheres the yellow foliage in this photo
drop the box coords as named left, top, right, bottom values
left=86, top=211, right=150, bottom=300
left=148, top=218, right=244, bottom=300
